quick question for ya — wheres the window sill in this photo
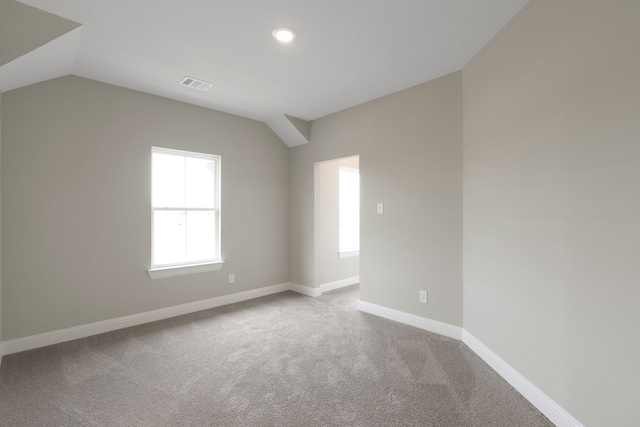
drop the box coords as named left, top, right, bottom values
left=148, top=261, right=225, bottom=279
left=338, top=250, right=360, bottom=259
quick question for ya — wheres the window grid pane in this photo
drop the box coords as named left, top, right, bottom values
left=185, top=210, right=217, bottom=262
left=185, top=157, right=216, bottom=208
left=339, top=168, right=360, bottom=253
left=152, top=153, right=185, bottom=208
left=153, top=210, right=187, bottom=266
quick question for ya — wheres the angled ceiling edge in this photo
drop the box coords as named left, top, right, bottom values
left=0, top=27, right=82, bottom=92
left=285, top=115, right=311, bottom=142
left=0, top=0, right=81, bottom=66
left=267, top=114, right=311, bottom=148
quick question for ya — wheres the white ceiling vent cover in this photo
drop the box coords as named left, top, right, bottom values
left=180, top=76, right=213, bottom=91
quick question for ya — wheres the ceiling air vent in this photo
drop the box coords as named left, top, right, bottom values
left=180, top=76, right=213, bottom=91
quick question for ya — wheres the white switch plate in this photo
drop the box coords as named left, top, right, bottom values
left=377, top=202, right=384, bottom=214
left=229, top=274, right=235, bottom=284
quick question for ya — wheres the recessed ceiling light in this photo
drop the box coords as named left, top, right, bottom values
left=272, top=27, right=296, bottom=43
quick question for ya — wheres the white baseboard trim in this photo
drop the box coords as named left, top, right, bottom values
left=357, top=302, right=582, bottom=426
left=320, top=276, right=359, bottom=294
left=0, top=282, right=583, bottom=427
left=1, top=282, right=291, bottom=356
left=462, top=330, right=584, bottom=427
left=357, top=300, right=463, bottom=340
left=0, top=280, right=347, bottom=356
left=288, top=282, right=322, bottom=297
left=288, top=276, right=359, bottom=298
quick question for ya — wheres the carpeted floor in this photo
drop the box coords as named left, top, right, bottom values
left=0, top=285, right=554, bottom=426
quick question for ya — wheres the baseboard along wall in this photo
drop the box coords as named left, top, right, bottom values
left=461, top=330, right=584, bottom=427
left=1, top=282, right=290, bottom=356
left=357, top=299, right=584, bottom=427
left=0, top=277, right=582, bottom=427
left=320, top=276, right=360, bottom=294
left=357, top=300, right=463, bottom=340
left=288, top=282, right=322, bottom=297
left=0, top=278, right=357, bottom=356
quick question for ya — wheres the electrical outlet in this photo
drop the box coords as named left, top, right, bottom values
left=229, top=274, right=235, bottom=284
left=419, top=290, right=427, bottom=304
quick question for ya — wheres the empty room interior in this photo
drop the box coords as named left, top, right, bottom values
left=1, top=0, right=639, bottom=426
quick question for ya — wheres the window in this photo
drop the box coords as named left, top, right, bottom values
left=339, top=167, right=360, bottom=257
left=148, top=147, right=223, bottom=278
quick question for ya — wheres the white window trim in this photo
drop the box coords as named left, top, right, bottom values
left=340, top=166, right=359, bottom=174
left=148, top=261, right=225, bottom=279
left=338, top=250, right=360, bottom=259
left=149, top=147, right=222, bottom=278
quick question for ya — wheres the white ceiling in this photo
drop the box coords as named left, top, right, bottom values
left=9, top=0, right=528, bottom=146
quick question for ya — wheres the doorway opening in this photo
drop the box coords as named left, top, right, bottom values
left=313, top=155, right=360, bottom=292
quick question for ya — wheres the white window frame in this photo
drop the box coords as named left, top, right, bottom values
left=148, top=147, right=224, bottom=279
left=338, top=166, right=360, bottom=258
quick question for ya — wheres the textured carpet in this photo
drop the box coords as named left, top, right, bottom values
left=0, top=285, right=554, bottom=426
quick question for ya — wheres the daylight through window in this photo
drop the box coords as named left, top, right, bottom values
left=151, top=147, right=220, bottom=269
left=339, top=167, right=360, bottom=256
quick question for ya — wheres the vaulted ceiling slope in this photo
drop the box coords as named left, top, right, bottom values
left=1, top=0, right=528, bottom=146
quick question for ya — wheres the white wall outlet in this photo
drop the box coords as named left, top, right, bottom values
left=229, top=274, right=235, bottom=284
left=419, top=290, right=428, bottom=303
left=377, top=202, right=384, bottom=214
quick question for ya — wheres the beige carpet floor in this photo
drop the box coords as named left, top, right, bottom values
left=0, top=285, right=554, bottom=426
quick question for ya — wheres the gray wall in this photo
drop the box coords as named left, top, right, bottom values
left=0, top=0, right=80, bottom=66
left=0, top=90, right=3, bottom=359
left=291, top=72, right=463, bottom=325
left=1, top=76, right=290, bottom=340
left=314, top=156, right=359, bottom=286
left=462, top=1, right=640, bottom=425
